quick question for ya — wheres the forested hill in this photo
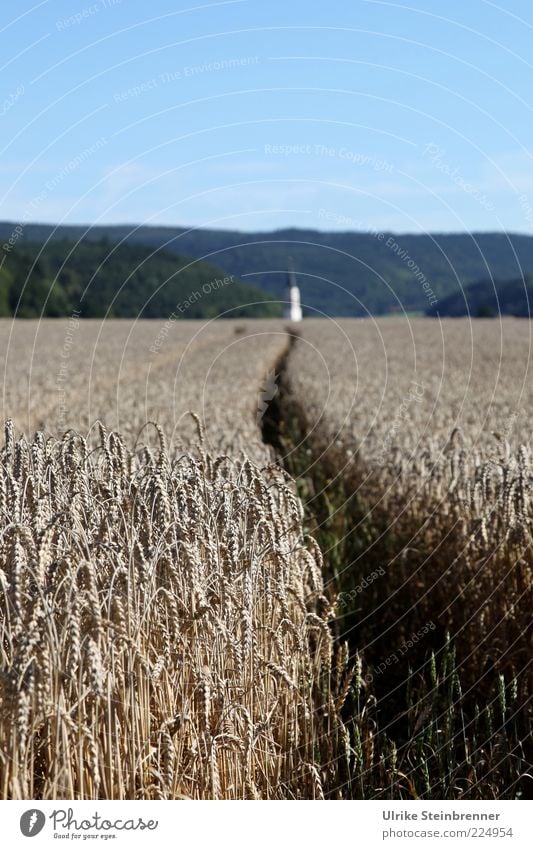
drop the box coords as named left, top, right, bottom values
left=427, top=275, right=533, bottom=318
left=0, top=238, right=281, bottom=319
left=2, top=222, right=533, bottom=316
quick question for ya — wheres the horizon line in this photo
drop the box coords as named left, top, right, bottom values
left=1, top=219, right=533, bottom=238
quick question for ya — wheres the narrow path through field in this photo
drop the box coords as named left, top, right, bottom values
left=259, top=327, right=532, bottom=800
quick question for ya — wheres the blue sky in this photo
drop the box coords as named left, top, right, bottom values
left=2, top=0, right=533, bottom=233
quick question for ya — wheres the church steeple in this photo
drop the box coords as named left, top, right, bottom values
left=283, top=257, right=302, bottom=322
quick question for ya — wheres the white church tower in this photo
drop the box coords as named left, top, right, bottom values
left=283, top=259, right=302, bottom=322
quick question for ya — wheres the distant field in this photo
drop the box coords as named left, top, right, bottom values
left=0, top=317, right=531, bottom=799
left=288, top=316, right=532, bottom=454
left=0, top=318, right=286, bottom=462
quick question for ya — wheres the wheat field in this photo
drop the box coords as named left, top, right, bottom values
left=285, top=317, right=532, bottom=798
left=0, top=317, right=531, bottom=799
left=0, top=318, right=291, bottom=463
left=286, top=318, right=532, bottom=666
